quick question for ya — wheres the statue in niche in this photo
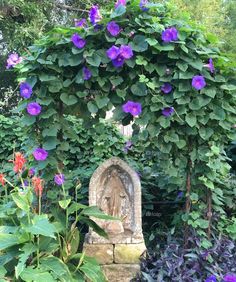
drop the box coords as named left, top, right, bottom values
left=99, top=168, right=132, bottom=235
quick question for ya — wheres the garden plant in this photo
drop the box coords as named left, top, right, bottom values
left=1, top=0, right=236, bottom=281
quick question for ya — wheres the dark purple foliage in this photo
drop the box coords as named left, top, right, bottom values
left=136, top=234, right=236, bottom=282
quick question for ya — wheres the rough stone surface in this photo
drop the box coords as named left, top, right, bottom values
left=102, top=264, right=140, bottom=282
left=87, top=157, right=144, bottom=244
left=84, top=157, right=146, bottom=281
left=83, top=243, right=113, bottom=264
left=114, top=243, right=146, bottom=264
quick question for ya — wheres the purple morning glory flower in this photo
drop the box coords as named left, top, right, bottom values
left=54, top=173, right=65, bottom=186
left=89, top=5, right=102, bottom=25
left=83, top=67, right=92, bottom=80
left=120, top=45, right=133, bottom=59
left=19, top=82, right=32, bottom=99
left=27, top=102, right=41, bottom=116
left=115, top=0, right=126, bottom=8
left=205, top=275, right=217, bottom=282
left=74, top=18, right=87, bottom=28
left=23, top=180, right=29, bottom=187
left=224, top=274, right=236, bottom=282
left=112, top=55, right=125, bottom=67
left=124, top=140, right=132, bottom=153
left=6, top=53, right=22, bottom=69
left=71, top=33, right=86, bottom=49
left=192, top=75, right=206, bottom=90
left=162, top=27, right=178, bottom=42
left=122, top=101, right=142, bottom=117
left=204, top=58, right=215, bottom=74
left=107, top=21, right=121, bottom=37
left=161, top=83, right=172, bottom=94
left=33, top=148, right=48, bottom=161
left=177, top=191, right=184, bottom=199
left=140, top=0, right=149, bottom=11
left=106, top=45, right=120, bottom=60
left=162, top=107, right=174, bottom=117
left=29, top=168, right=36, bottom=177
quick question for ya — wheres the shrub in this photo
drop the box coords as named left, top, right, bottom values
left=139, top=232, right=236, bottom=282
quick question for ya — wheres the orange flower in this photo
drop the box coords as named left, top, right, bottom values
left=0, top=174, right=5, bottom=187
left=32, top=177, right=44, bottom=197
left=12, top=152, right=26, bottom=173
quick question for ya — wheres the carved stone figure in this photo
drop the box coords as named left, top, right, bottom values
left=84, top=157, right=146, bottom=282
left=99, top=168, right=132, bottom=234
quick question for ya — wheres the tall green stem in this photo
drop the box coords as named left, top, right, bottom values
left=37, top=195, right=41, bottom=268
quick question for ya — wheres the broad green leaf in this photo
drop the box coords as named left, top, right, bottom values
left=15, top=243, right=37, bottom=279
left=80, top=261, right=106, bottom=282
left=185, top=114, right=197, bottom=127
left=0, top=234, right=19, bottom=250
left=130, top=35, right=148, bottom=52
left=20, top=266, right=55, bottom=282
left=86, top=53, right=101, bottom=67
left=25, top=215, right=57, bottom=238
left=12, top=192, right=31, bottom=212
left=110, top=5, right=126, bottom=18
left=95, top=96, right=110, bottom=109
left=39, top=74, right=57, bottom=82
left=145, top=38, right=158, bottom=46
left=43, top=136, right=59, bottom=150
left=131, top=82, right=147, bottom=96
left=81, top=206, right=119, bottom=220
left=21, top=115, right=36, bottom=126
left=220, top=84, right=236, bottom=91
left=80, top=218, right=108, bottom=238
left=60, top=93, right=78, bottom=106
left=40, top=256, right=72, bottom=280
left=59, top=199, right=71, bottom=210
left=87, top=101, right=98, bottom=113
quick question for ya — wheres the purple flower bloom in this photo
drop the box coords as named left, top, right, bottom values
left=83, top=67, right=92, bottom=80
left=112, top=55, right=125, bottom=67
left=89, top=5, right=102, bottom=25
left=161, top=83, right=172, bottom=94
left=54, top=173, right=65, bottom=186
left=6, top=53, right=22, bottom=69
left=224, top=274, right=236, bottom=282
left=23, top=180, right=29, bottom=187
left=140, top=0, right=149, bottom=11
left=124, top=140, right=132, bottom=153
left=19, top=82, right=32, bottom=99
left=27, top=102, right=41, bottom=116
left=115, top=0, right=126, bottom=8
left=162, top=27, right=178, bottom=42
left=120, top=45, right=133, bottom=59
left=162, top=107, right=174, bottom=117
left=33, top=148, right=48, bottom=161
left=29, top=168, right=36, bottom=177
left=74, top=18, right=87, bottom=28
left=71, top=33, right=86, bottom=49
left=106, top=45, right=120, bottom=60
left=122, top=101, right=142, bottom=117
left=204, top=58, right=215, bottom=74
left=205, top=275, right=217, bottom=282
left=177, top=191, right=184, bottom=199
left=107, top=21, right=121, bottom=37
left=192, top=75, right=206, bottom=90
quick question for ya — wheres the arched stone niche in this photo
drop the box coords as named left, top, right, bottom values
left=87, top=157, right=144, bottom=244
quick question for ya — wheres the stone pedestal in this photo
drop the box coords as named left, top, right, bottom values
left=83, top=158, right=146, bottom=281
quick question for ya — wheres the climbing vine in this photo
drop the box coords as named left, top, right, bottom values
left=10, top=0, right=236, bottom=240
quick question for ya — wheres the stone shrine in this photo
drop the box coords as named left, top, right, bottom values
left=84, top=157, right=146, bottom=282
